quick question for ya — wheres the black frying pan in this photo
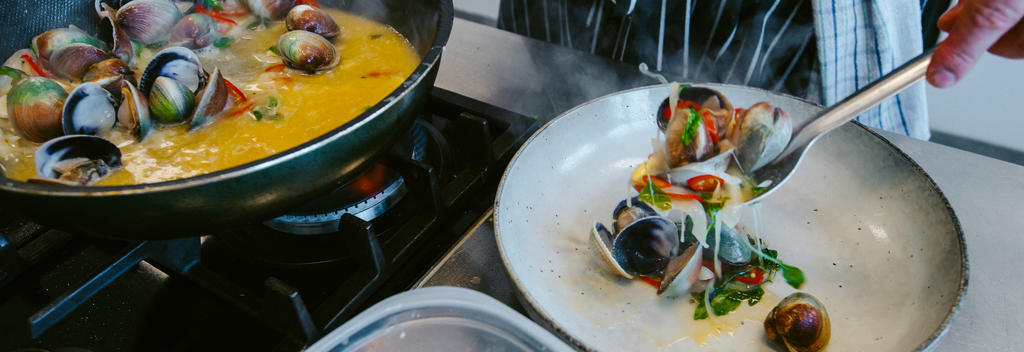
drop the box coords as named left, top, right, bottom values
left=0, top=0, right=454, bottom=240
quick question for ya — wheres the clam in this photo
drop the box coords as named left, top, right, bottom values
left=148, top=76, right=195, bottom=124
left=611, top=196, right=659, bottom=234
left=245, top=0, right=297, bottom=20
left=6, top=77, right=67, bottom=143
left=33, top=135, right=122, bottom=186
left=590, top=222, right=634, bottom=279
left=704, top=224, right=753, bottom=267
left=97, top=2, right=136, bottom=65
left=171, top=13, right=220, bottom=49
left=83, top=58, right=135, bottom=98
left=31, top=26, right=107, bottom=62
left=286, top=5, right=341, bottom=41
left=62, top=82, right=117, bottom=136
left=764, top=293, right=831, bottom=352
left=49, top=44, right=112, bottom=80
left=657, top=85, right=734, bottom=132
left=139, top=47, right=207, bottom=96
left=731, top=102, right=793, bottom=172
left=112, top=0, right=184, bottom=45
left=117, top=80, right=152, bottom=141
left=657, top=243, right=703, bottom=296
left=277, top=30, right=339, bottom=73
left=664, top=106, right=715, bottom=168
left=611, top=216, right=680, bottom=276
left=189, top=67, right=230, bottom=130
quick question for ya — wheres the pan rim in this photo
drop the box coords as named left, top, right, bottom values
left=493, top=83, right=968, bottom=352
left=0, top=0, right=455, bottom=197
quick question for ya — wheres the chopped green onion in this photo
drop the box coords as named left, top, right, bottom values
left=268, top=45, right=279, bottom=55
left=268, top=96, right=278, bottom=107
left=213, top=37, right=233, bottom=49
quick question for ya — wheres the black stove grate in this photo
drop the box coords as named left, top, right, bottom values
left=0, top=88, right=538, bottom=351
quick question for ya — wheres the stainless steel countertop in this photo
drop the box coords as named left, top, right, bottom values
left=422, top=18, right=1024, bottom=352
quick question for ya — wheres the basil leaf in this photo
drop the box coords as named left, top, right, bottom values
left=741, top=240, right=806, bottom=289
left=637, top=179, right=672, bottom=211
left=681, top=107, right=701, bottom=146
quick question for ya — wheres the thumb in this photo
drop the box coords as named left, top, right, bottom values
left=928, top=0, right=1024, bottom=88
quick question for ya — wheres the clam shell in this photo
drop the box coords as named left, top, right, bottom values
left=765, top=292, right=831, bottom=352
left=189, top=67, right=230, bottom=130
left=148, top=76, right=195, bottom=124
left=115, top=0, right=184, bottom=45
left=139, top=46, right=206, bottom=96
left=34, top=134, right=122, bottom=185
left=6, top=77, right=67, bottom=143
left=245, top=0, right=297, bottom=20
left=657, top=244, right=703, bottom=296
left=117, top=80, right=152, bottom=141
left=590, top=222, right=634, bottom=279
left=49, top=44, right=112, bottom=80
left=277, top=30, right=339, bottom=73
left=99, top=3, right=136, bottom=65
left=62, top=82, right=117, bottom=136
left=171, top=13, right=220, bottom=49
left=733, top=102, right=793, bottom=172
left=31, top=25, right=107, bottom=61
left=286, top=5, right=341, bottom=41
left=611, top=216, right=680, bottom=276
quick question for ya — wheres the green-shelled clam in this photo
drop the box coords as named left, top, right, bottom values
left=148, top=76, right=195, bottom=124
left=277, top=30, right=339, bottom=73
left=6, top=77, right=68, bottom=143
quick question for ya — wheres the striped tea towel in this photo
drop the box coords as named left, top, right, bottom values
left=812, top=0, right=930, bottom=139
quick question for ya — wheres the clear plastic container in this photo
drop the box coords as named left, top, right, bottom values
left=308, top=286, right=573, bottom=352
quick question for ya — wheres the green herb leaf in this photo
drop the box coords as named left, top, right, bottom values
left=268, top=96, right=278, bottom=107
left=693, top=286, right=764, bottom=320
left=146, top=41, right=167, bottom=49
left=213, top=37, right=233, bottom=49
left=681, top=107, right=701, bottom=146
left=132, top=40, right=143, bottom=58
left=741, top=240, right=806, bottom=289
left=637, top=178, right=672, bottom=211
left=251, top=109, right=263, bottom=121
left=268, top=45, right=279, bottom=55
left=0, top=66, right=26, bottom=81
left=201, top=0, right=225, bottom=10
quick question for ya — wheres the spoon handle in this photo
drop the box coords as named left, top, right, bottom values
left=782, top=47, right=935, bottom=160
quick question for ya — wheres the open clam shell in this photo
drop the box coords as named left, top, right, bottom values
left=658, top=243, right=703, bottom=296
left=34, top=135, right=122, bottom=186
left=732, top=102, right=793, bottom=172
left=189, top=67, right=230, bottom=130
left=611, top=216, right=680, bottom=276
left=62, top=82, right=117, bottom=136
left=590, top=222, right=634, bottom=279
left=139, top=46, right=207, bottom=96
left=117, top=80, right=152, bottom=141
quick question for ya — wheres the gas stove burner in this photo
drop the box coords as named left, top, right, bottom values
left=264, top=121, right=430, bottom=235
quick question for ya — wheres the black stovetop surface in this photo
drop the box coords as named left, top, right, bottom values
left=0, top=88, right=538, bottom=351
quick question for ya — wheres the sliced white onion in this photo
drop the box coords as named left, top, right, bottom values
left=672, top=198, right=708, bottom=248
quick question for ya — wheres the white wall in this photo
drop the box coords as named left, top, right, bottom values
left=926, top=53, right=1024, bottom=151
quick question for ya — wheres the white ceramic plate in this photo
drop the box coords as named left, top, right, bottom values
left=495, top=84, right=967, bottom=351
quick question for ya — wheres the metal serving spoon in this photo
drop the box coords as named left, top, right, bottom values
left=746, top=48, right=935, bottom=204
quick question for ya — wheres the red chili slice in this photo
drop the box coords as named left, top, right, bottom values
left=195, top=5, right=238, bottom=25
left=687, top=174, right=723, bottom=192
left=734, top=268, right=765, bottom=285
left=223, top=78, right=248, bottom=102
left=701, top=111, right=719, bottom=144
left=21, top=54, right=47, bottom=77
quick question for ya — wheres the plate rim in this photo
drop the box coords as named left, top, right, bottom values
left=493, top=83, right=969, bottom=352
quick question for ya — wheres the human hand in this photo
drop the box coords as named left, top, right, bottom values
left=927, top=0, right=1024, bottom=88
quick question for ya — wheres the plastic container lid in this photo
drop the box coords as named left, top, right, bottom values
left=307, top=286, right=573, bottom=352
